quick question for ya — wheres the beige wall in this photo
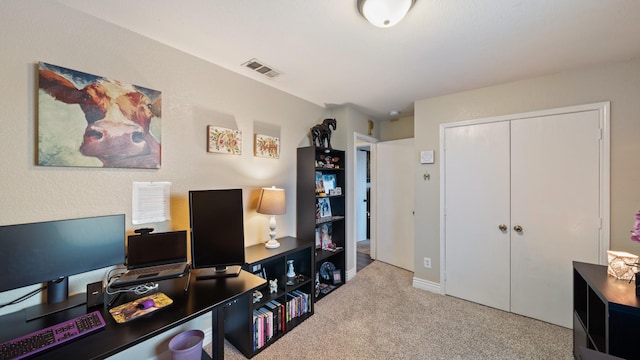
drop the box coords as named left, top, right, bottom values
left=378, top=115, right=415, bottom=141
left=0, top=1, right=325, bottom=319
left=413, top=58, right=640, bottom=284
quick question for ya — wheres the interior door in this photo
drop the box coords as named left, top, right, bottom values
left=510, top=110, right=601, bottom=327
left=443, top=122, right=511, bottom=311
left=376, top=138, right=414, bottom=271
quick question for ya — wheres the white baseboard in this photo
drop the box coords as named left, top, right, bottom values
left=203, top=326, right=213, bottom=349
left=346, top=267, right=357, bottom=282
left=412, top=277, right=442, bottom=294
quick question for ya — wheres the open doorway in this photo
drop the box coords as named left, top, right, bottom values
left=355, top=134, right=376, bottom=272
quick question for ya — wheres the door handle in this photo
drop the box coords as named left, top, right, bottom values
left=513, top=225, right=523, bottom=233
left=498, top=224, right=507, bottom=231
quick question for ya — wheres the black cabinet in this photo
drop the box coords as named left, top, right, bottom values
left=225, top=237, right=313, bottom=358
left=573, top=261, right=640, bottom=359
left=297, top=146, right=346, bottom=301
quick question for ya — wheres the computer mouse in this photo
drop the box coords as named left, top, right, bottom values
left=137, top=299, right=155, bottom=310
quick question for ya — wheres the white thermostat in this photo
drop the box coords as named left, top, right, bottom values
left=420, top=150, right=434, bottom=164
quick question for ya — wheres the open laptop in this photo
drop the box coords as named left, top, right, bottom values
left=110, top=230, right=190, bottom=288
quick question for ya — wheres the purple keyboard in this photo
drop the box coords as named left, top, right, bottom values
left=0, top=310, right=106, bottom=360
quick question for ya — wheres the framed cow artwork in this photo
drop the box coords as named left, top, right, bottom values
left=37, top=62, right=162, bottom=169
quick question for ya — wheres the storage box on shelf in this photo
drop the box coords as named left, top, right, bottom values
left=297, top=146, right=346, bottom=301
left=225, top=237, right=313, bottom=358
left=573, top=261, right=640, bottom=359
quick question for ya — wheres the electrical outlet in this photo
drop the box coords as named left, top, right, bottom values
left=424, top=257, right=431, bottom=268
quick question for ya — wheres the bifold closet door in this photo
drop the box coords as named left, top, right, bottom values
left=443, top=121, right=511, bottom=311
left=510, top=111, right=601, bottom=328
left=444, top=109, right=603, bottom=328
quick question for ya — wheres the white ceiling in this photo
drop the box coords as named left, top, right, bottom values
left=58, top=0, right=640, bottom=121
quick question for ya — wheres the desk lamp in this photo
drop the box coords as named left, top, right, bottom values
left=257, top=186, right=286, bottom=249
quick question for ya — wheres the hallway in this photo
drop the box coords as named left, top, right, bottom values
left=356, top=239, right=373, bottom=272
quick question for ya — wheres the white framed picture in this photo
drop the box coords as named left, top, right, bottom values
left=322, top=174, right=336, bottom=194
left=320, top=223, right=332, bottom=249
left=318, top=198, right=332, bottom=218
left=254, top=134, right=280, bottom=158
left=208, top=126, right=242, bottom=155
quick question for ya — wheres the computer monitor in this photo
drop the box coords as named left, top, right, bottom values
left=0, top=214, right=125, bottom=318
left=189, top=189, right=245, bottom=279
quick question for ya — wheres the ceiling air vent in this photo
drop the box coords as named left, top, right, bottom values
left=241, top=58, right=281, bottom=79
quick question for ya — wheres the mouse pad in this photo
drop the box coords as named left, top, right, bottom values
left=109, top=292, right=173, bottom=323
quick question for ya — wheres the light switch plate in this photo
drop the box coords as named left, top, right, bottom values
left=420, top=150, right=434, bottom=164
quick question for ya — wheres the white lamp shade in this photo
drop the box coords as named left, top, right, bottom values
left=257, top=187, right=285, bottom=249
left=358, top=0, right=415, bottom=28
left=257, top=187, right=286, bottom=215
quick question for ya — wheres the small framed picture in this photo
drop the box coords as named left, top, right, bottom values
left=322, top=174, right=336, bottom=194
left=315, top=227, right=321, bottom=249
left=320, top=223, right=332, bottom=249
left=329, top=187, right=342, bottom=196
left=318, top=197, right=332, bottom=218
left=315, top=172, right=325, bottom=196
left=207, top=126, right=242, bottom=155
left=254, top=134, right=280, bottom=158
left=332, top=269, right=342, bottom=285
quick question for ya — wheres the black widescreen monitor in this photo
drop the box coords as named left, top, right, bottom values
left=189, top=189, right=245, bottom=279
left=0, top=214, right=125, bottom=318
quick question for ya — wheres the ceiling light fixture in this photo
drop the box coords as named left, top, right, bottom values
left=357, top=0, right=415, bottom=28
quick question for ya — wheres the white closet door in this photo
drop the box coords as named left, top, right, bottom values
left=376, top=138, right=414, bottom=271
left=444, top=122, right=511, bottom=311
left=510, top=110, right=601, bottom=328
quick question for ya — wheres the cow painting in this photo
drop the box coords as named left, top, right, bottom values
left=38, top=62, right=162, bottom=169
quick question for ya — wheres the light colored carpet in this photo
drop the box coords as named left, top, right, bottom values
left=211, top=260, right=572, bottom=359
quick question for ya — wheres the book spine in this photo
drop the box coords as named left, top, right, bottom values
left=252, top=310, right=259, bottom=351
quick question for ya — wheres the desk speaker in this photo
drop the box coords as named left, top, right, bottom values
left=86, top=281, right=104, bottom=307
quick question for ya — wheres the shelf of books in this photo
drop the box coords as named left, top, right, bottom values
left=297, top=146, right=346, bottom=302
left=251, top=289, right=310, bottom=351
left=225, top=237, right=314, bottom=358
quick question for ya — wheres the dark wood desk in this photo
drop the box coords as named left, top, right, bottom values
left=573, top=262, right=640, bottom=359
left=0, top=270, right=265, bottom=360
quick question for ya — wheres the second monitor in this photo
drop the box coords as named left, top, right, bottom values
left=189, top=188, right=246, bottom=279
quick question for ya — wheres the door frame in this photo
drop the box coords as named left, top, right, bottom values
left=439, top=102, right=610, bottom=293
left=353, top=132, right=378, bottom=273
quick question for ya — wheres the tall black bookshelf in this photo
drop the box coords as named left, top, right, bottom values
left=297, top=146, right=346, bottom=301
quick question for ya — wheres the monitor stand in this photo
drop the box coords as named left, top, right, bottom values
left=24, top=277, right=86, bottom=321
left=195, top=265, right=241, bottom=280
left=24, top=293, right=86, bottom=321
